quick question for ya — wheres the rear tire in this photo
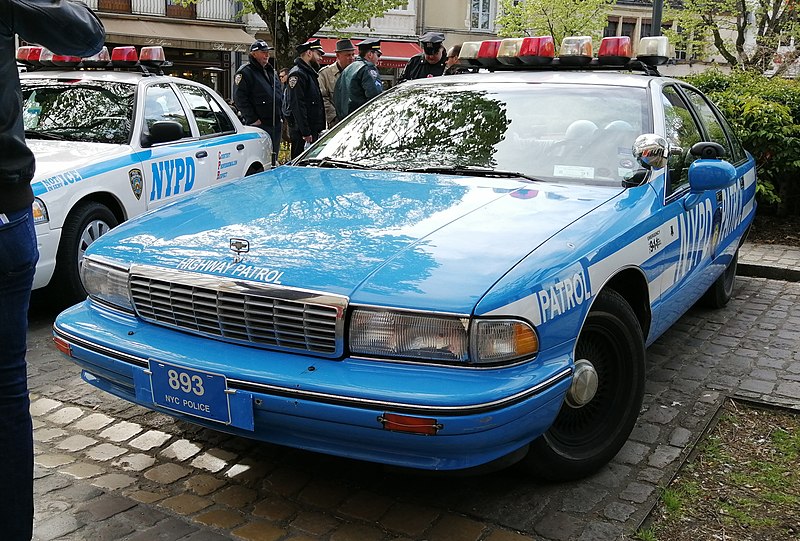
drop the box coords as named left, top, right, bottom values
left=521, top=289, right=645, bottom=481
left=701, top=250, right=738, bottom=308
left=51, top=201, right=118, bottom=306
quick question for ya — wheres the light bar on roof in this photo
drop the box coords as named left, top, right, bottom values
left=140, top=46, right=166, bottom=68
left=38, top=48, right=54, bottom=67
left=598, top=36, right=632, bottom=65
left=559, top=36, right=593, bottom=66
left=458, top=41, right=482, bottom=66
left=52, top=54, right=82, bottom=68
left=497, top=38, right=524, bottom=65
left=82, top=46, right=111, bottom=68
left=111, top=46, right=138, bottom=68
left=476, top=40, right=502, bottom=67
left=519, top=36, right=555, bottom=65
left=637, top=36, right=670, bottom=66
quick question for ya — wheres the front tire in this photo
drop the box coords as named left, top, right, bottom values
left=51, top=201, right=118, bottom=306
left=522, top=289, right=645, bottom=481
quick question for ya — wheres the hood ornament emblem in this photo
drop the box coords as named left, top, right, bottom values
left=230, top=238, right=250, bottom=263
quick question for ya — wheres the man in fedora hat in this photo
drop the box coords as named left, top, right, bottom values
left=334, top=37, right=384, bottom=119
left=284, top=38, right=326, bottom=158
left=234, top=40, right=283, bottom=165
left=317, top=38, right=356, bottom=128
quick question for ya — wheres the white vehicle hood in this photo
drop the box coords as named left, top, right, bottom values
left=28, top=140, right=130, bottom=186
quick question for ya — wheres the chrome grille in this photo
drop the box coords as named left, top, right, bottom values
left=129, top=272, right=345, bottom=356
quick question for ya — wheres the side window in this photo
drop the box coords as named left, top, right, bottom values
left=682, top=86, right=734, bottom=162
left=143, top=84, right=191, bottom=138
left=177, top=84, right=235, bottom=137
left=661, top=85, right=703, bottom=197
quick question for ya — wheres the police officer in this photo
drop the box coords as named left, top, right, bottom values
left=400, top=31, right=447, bottom=81
left=234, top=40, right=283, bottom=165
left=284, top=38, right=326, bottom=159
left=333, top=37, right=383, bottom=120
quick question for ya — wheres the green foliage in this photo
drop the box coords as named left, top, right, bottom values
left=684, top=70, right=800, bottom=209
left=665, top=0, right=800, bottom=70
left=496, top=0, right=616, bottom=48
left=239, top=0, right=406, bottom=69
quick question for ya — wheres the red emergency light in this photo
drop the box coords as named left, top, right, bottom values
left=598, top=36, right=632, bottom=65
left=111, top=46, right=138, bottom=68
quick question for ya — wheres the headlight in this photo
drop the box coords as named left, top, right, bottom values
left=349, top=309, right=539, bottom=366
left=81, top=256, right=133, bottom=311
left=349, top=309, right=469, bottom=363
left=32, top=198, right=48, bottom=225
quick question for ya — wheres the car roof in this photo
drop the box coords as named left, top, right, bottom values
left=407, top=69, right=669, bottom=89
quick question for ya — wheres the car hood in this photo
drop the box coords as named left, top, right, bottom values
left=28, top=140, right=129, bottom=193
left=93, top=166, right=622, bottom=313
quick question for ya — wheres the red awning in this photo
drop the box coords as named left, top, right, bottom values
left=316, top=37, right=421, bottom=69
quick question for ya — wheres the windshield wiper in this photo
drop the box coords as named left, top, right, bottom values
left=294, top=157, right=368, bottom=169
left=403, top=166, right=540, bottom=182
left=24, top=129, right=68, bottom=141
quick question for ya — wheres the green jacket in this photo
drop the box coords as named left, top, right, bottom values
left=333, top=56, right=383, bottom=119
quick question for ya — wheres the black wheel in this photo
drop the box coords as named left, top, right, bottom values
left=701, top=250, right=738, bottom=308
left=522, top=289, right=645, bottom=481
left=51, top=201, right=118, bottom=305
left=245, top=163, right=264, bottom=175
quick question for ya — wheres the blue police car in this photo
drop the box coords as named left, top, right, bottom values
left=53, top=36, right=756, bottom=480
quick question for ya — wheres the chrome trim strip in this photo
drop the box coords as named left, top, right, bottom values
left=53, top=326, right=149, bottom=368
left=227, top=367, right=573, bottom=416
left=55, top=326, right=572, bottom=416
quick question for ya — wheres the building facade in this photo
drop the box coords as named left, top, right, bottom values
left=84, top=0, right=254, bottom=99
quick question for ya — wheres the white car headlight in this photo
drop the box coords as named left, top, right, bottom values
left=349, top=309, right=539, bottom=365
left=81, top=256, right=133, bottom=311
left=32, top=198, right=48, bottom=225
left=349, top=309, right=469, bottom=363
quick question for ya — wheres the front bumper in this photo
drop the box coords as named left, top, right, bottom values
left=33, top=223, right=61, bottom=290
left=54, top=300, right=573, bottom=471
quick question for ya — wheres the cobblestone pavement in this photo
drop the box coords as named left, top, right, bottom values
left=26, top=242, right=800, bottom=541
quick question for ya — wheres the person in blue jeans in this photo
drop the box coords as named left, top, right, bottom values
left=0, top=2, right=104, bottom=539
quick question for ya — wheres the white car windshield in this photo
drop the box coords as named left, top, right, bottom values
left=305, top=82, right=652, bottom=185
left=21, top=80, right=134, bottom=144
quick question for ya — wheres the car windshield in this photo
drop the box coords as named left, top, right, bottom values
left=21, top=79, right=135, bottom=144
left=305, top=82, right=652, bottom=185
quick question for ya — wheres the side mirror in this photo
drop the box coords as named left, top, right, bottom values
left=688, top=158, right=737, bottom=193
left=142, top=120, right=184, bottom=147
left=633, top=134, right=669, bottom=170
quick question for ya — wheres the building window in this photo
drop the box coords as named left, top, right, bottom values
left=640, top=21, right=652, bottom=38
left=604, top=20, right=619, bottom=38
left=621, top=21, right=636, bottom=40
left=471, top=0, right=492, bottom=31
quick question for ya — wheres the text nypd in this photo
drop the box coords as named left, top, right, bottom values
left=176, top=258, right=284, bottom=283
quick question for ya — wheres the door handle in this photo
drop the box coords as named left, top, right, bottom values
left=236, top=144, right=245, bottom=150
left=195, top=150, right=208, bottom=159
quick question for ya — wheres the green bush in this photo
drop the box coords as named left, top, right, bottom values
left=683, top=70, right=800, bottom=215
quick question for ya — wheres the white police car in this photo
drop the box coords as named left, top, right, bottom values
left=17, top=45, right=271, bottom=303
left=54, top=36, right=756, bottom=480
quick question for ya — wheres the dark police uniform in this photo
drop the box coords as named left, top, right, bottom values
left=333, top=38, right=383, bottom=119
left=400, top=31, right=447, bottom=81
left=284, top=39, right=325, bottom=159
left=233, top=41, right=283, bottom=165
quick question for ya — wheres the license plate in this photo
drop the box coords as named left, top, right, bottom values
left=149, top=360, right=231, bottom=424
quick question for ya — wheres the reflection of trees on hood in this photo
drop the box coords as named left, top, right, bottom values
left=147, top=168, right=471, bottom=295
left=326, top=86, right=510, bottom=169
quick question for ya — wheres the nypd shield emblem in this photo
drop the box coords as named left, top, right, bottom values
left=129, top=168, right=143, bottom=200
left=234, top=73, right=242, bottom=86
